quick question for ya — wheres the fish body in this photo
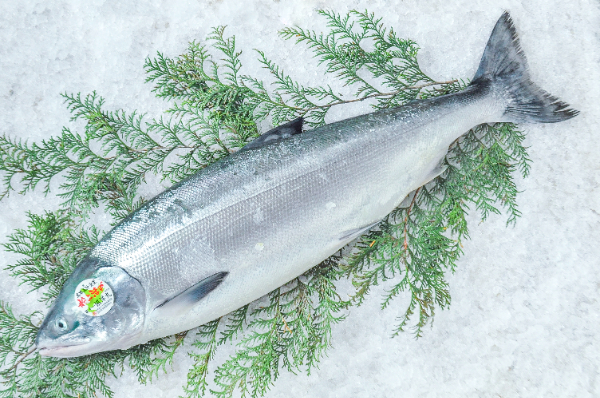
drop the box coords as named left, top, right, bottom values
left=94, top=87, right=493, bottom=344
left=36, top=12, right=577, bottom=357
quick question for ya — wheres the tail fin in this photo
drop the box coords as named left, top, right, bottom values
left=471, top=12, right=578, bottom=123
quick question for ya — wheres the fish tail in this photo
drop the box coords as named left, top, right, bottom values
left=470, top=11, right=578, bottom=123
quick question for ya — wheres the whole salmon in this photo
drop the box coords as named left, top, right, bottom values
left=36, top=12, right=577, bottom=357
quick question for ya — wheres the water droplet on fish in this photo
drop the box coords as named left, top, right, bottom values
left=253, top=208, right=264, bottom=224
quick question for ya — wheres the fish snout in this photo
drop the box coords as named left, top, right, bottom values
left=35, top=318, right=91, bottom=357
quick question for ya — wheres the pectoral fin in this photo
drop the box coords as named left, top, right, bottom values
left=154, top=272, right=228, bottom=317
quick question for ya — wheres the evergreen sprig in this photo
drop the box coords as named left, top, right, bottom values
left=344, top=122, right=529, bottom=337
left=0, top=9, right=530, bottom=397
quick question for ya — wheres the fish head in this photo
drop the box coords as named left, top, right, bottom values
left=36, top=259, right=146, bottom=358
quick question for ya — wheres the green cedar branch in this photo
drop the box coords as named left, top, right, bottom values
left=0, top=9, right=531, bottom=398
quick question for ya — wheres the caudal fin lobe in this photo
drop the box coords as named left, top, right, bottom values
left=471, top=12, right=578, bottom=123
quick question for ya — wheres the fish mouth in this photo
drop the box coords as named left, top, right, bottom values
left=37, top=340, right=92, bottom=358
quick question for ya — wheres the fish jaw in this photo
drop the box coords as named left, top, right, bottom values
left=36, top=330, right=142, bottom=357
left=37, top=338, right=93, bottom=358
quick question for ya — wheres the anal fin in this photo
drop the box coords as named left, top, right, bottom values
left=339, top=221, right=379, bottom=242
left=421, top=163, right=448, bottom=186
left=153, top=271, right=228, bottom=317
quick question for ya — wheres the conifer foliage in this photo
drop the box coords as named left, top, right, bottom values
left=0, top=10, right=529, bottom=397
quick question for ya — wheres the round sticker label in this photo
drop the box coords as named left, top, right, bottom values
left=74, top=279, right=114, bottom=316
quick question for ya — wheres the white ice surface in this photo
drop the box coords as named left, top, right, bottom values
left=1, top=0, right=599, bottom=397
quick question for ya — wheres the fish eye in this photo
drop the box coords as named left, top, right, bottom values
left=56, top=318, right=68, bottom=331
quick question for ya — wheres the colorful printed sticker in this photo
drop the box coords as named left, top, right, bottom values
left=74, top=279, right=114, bottom=316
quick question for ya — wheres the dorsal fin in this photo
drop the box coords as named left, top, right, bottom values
left=240, top=117, right=304, bottom=152
left=153, top=272, right=228, bottom=317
